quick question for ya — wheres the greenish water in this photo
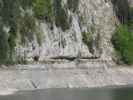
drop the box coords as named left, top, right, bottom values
left=1, top=86, right=133, bottom=100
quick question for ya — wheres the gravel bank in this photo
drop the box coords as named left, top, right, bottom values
left=0, top=62, right=133, bottom=91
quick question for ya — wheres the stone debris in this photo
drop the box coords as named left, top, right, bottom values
left=0, top=62, right=133, bottom=90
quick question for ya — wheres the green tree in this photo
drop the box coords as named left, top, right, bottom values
left=0, top=22, right=9, bottom=64
left=112, top=25, right=133, bottom=64
left=33, top=0, right=52, bottom=20
left=53, top=0, right=69, bottom=30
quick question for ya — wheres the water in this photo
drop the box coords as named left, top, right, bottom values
left=0, top=86, right=133, bottom=100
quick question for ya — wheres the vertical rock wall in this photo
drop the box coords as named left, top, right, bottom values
left=16, top=0, right=117, bottom=62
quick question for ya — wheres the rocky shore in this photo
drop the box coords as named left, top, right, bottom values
left=0, top=61, right=133, bottom=91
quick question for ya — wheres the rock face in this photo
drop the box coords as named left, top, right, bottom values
left=16, top=0, right=116, bottom=62
left=129, top=0, right=133, bottom=6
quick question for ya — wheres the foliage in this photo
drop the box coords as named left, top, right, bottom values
left=111, top=0, right=133, bottom=65
left=0, top=23, right=9, bottom=64
left=53, top=0, right=69, bottom=30
left=19, top=0, right=33, bottom=8
left=67, top=0, right=79, bottom=12
left=36, top=31, right=43, bottom=46
left=33, top=0, right=69, bottom=30
left=0, top=0, right=71, bottom=64
left=112, top=25, right=133, bottom=64
left=0, top=0, right=43, bottom=64
left=82, top=32, right=93, bottom=49
left=111, top=0, right=129, bottom=24
left=33, top=0, right=52, bottom=20
left=19, top=13, right=36, bottom=45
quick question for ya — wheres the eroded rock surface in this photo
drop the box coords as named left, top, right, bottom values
left=0, top=63, right=133, bottom=90
left=15, top=0, right=116, bottom=62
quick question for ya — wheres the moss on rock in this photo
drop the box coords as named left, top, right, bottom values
left=82, top=32, right=93, bottom=49
left=67, top=0, right=79, bottom=12
left=33, top=0, right=53, bottom=21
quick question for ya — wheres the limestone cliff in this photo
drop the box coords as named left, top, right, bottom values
left=25, top=0, right=115, bottom=62
left=0, top=0, right=117, bottom=63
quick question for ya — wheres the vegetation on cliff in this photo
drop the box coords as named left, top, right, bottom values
left=34, top=0, right=53, bottom=21
left=0, top=0, right=44, bottom=64
left=111, top=0, right=133, bottom=65
left=111, top=0, right=129, bottom=24
left=67, top=0, right=79, bottom=12
left=0, top=0, right=79, bottom=64
left=1, top=0, right=133, bottom=65
left=112, top=25, right=133, bottom=64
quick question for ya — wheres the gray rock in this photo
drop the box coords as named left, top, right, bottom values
left=15, top=0, right=116, bottom=62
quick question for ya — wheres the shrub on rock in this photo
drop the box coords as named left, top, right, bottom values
left=112, top=25, right=133, bottom=65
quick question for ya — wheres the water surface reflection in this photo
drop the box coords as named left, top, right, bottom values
left=0, top=86, right=133, bottom=100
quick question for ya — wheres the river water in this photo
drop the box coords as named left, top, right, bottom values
left=0, top=86, right=133, bottom=100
